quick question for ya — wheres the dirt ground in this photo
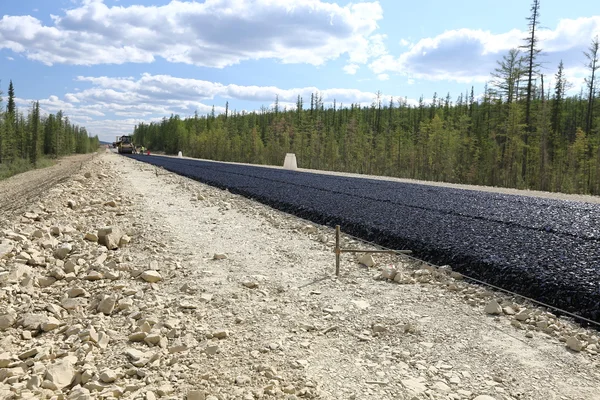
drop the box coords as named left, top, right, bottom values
left=1, top=152, right=599, bottom=400
left=0, top=153, right=97, bottom=220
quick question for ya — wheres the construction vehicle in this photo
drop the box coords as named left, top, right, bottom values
left=115, top=135, right=134, bottom=154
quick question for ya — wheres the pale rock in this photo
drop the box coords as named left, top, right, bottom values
left=97, top=332, right=110, bottom=349
left=515, top=309, right=530, bottom=321
left=141, top=270, right=162, bottom=283
left=157, top=384, right=174, bottom=396
left=124, top=348, right=146, bottom=361
left=54, top=243, right=72, bottom=260
left=473, top=396, right=497, bottom=400
left=432, top=381, right=451, bottom=393
left=84, top=172, right=92, bottom=178
left=372, top=324, right=387, bottom=333
left=381, top=265, right=397, bottom=280
left=41, top=317, right=61, bottom=332
left=187, top=390, right=206, bottom=400
left=213, top=253, right=227, bottom=260
left=199, top=293, right=213, bottom=303
left=0, top=352, right=12, bottom=368
left=67, top=200, right=78, bottom=209
left=235, top=375, right=251, bottom=385
left=97, top=296, right=116, bottom=315
left=50, top=267, right=65, bottom=280
left=243, top=281, right=258, bottom=289
left=84, top=233, right=98, bottom=242
left=68, top=287, right=87, bottom=298
left=85, top=271, right=103, bottom=281
left=19, top=314, right=49, bottom=330
left=401, top=378, right=427, bottom=395
left=38, top=276, right=57, bottom=288
left=97, top=227, right=123, bottom=250
left=205, top=344, right=219, bottom=355
left=0, top=313, right=17, bottom=330
left=484, top=300, right=502, bottom=315
left=144, top=334, right=162, bottom=346
left=64, top=260, right=79, bottom=274
left=351, top=300, right=370, bottom=310
left=119, top=235, right=131, bottom=246
left=213, top=330, right=229, bottom=339
left=50, top=226, right=61, bottom=236
left=99, top=369, right=117, bottom=383
left=18, top=347, right=39, bottom=360
left=358, top=254, right=375, bottom=267
left=26, top=375, right=41, bottom=390
left=129, top=332, right=148, bottom=342
left=45, top=359, right=75, bottom=389
left=566, top=336, right=584, bottom=352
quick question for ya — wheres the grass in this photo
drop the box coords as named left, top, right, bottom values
left=0, top=157, right=56, bottom=181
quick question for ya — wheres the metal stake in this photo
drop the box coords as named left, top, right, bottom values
left=335, top=225, right=341, bottom=276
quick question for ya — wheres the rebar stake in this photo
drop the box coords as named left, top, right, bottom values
left=335, top=225, right=341, bottom=276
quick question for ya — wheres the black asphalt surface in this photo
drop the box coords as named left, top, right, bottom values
left=127, top=155, right=600, bottom=323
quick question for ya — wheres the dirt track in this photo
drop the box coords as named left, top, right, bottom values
left=0, top=154, right=96, bottom=219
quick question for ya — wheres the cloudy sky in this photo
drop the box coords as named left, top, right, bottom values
left=1, top=0, right=599, bottom=142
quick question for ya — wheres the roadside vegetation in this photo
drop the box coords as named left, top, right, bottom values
left=133, top=1, right=599, bottom=195
left=0, top=81, right=99, bottom=180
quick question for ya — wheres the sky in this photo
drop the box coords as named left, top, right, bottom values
left=0, top=0, right=599, bottom=142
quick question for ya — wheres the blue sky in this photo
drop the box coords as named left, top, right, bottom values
left=1, top=0, right=599, bottom=142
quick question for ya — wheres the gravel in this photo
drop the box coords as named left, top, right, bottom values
left=127, top=155, right=600, bottom=323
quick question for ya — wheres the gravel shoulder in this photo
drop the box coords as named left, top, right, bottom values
left=1, top=152, right=599, bottom=400
left=0, top=153, right=97, bottom=220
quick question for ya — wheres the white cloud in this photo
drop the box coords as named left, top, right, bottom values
left=343, top=64, right=359, bottom=75
left=14, top=73, right=410, bottom=142
left=0, top=0, right=383, bottom=68
left=377, top=73, right=389, bottom=81
left=6, top=56, right=14, bottom=61
left=370, top=16, right=600, bottom=84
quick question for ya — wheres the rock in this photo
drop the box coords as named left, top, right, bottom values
left=119, top=235, right=131, bottom=246
left=141, top=270, right=162, bottom=283
left=0, top=352, right=12, bottom=368
left=358, top=254, right=375, bottom=267
left=97, top=296, right=116, bottom=315
left=473, top=396, right=497, bottom=400
left=99, top=369, right=117, bottom=383
left=0, top=313, right=16, bottom=330
left=19, top=347, right=39, bottom=360
left=484, top=300, right=502, bottom=315
left=372, top=324, right=387, bottom=333
left=432, top=381, right=451, bottom=393
left=84, top=233, right=98, bottom=242
left=18, top=314, right=49, bottom=330
left=67, top=199, right=78, bottom=209
left=213, top=330, right=229, bottom=339
left=97, top=226, right=124, bottom=250
left=351, top=300, right=370, bottom=310
left=515, top=309, right=530, bottom=321
left=85, top=271, right=103, bottom=281
left=381, top=265, right=397, bottom=280
left=68, top=287, right=87, bottom=298
left=54, top=243, right=72, bottom=260
left=205, top=344, right=219, bottom=355
left=38, top=276, right=57, bottom=288
left=84, top=172, right=92, bottom=178
left=235, top=375, right=251, bottom=385
left=104, top=200, right=118, bottom=207
left=213, top=253, right=227, bottom=260
left=187, top=390, right=206, bottom=400
left=401, top=377, right=427, bottom=395
left=566, top=336, right=584, bottom=352
left=124, top=348, right=146, bottom=361
left=41, top=317, right=61, bottom=332
left=45, top=359, right=75, bottom=389
left=243, top=281, right=258, bottom=289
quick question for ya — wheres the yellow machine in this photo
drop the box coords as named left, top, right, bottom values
left=116, top=135, right=134, bottom=154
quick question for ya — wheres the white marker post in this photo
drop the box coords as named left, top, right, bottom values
left=283, top=153, right=297, bottom=170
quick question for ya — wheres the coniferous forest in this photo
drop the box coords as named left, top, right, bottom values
left=128, top=3, right=595, bottom=195
left=0, top=81, right=99, bottom=178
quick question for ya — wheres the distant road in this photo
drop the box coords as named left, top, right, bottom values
left=126, top=154, right=600, bottom=323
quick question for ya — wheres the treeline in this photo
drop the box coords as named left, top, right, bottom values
left=133, top=2, right=600, bottom=195
left=0, top=80, right=99, bottom=173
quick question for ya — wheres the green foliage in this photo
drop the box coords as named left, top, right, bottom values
left=0, top=81, right=98, bottom=173
left=133, top=65, right=600, bottom=196
left=0, top=157, right=55, bottom=180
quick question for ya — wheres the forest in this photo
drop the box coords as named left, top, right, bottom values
left=0, top=80, right=99, bottom=179
left=133, top=1, right=600, bottom=195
